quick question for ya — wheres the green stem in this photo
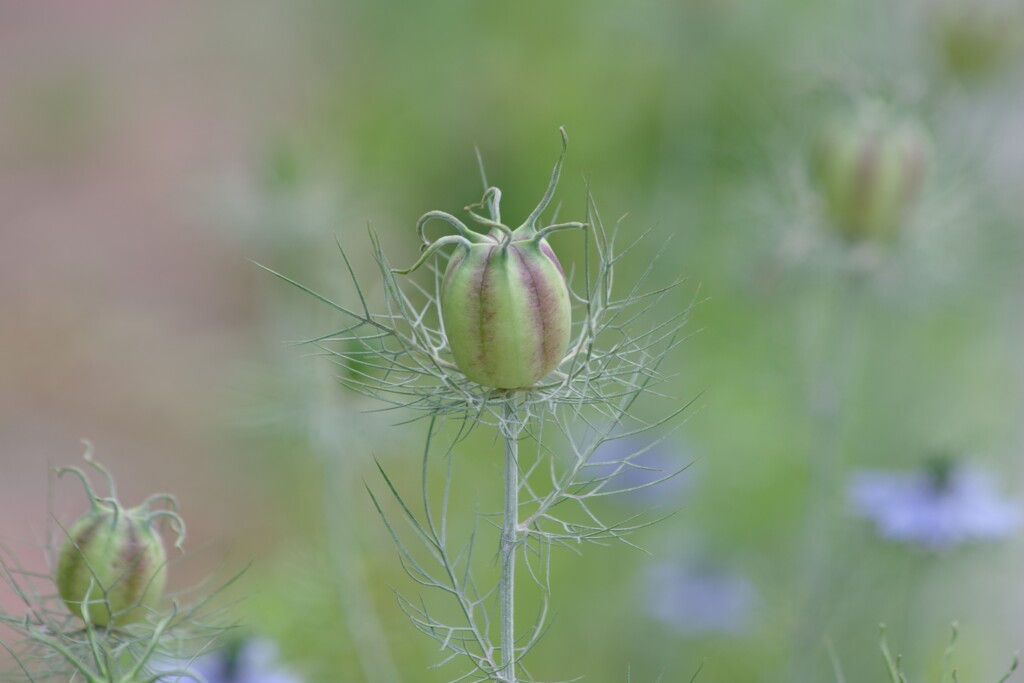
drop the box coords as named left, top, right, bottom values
left=798, top=269, right=866, bottom=574
left=785, top=268, right=867, bottom=682
left=500, top=397, right=520, bottom=683
left=314, top=367, right=403, bottom=683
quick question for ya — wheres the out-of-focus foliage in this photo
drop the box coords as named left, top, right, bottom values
left=3, top=0, right=1024, bottom=681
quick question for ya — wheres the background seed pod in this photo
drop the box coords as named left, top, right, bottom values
left=814, top=106, right=931, bottom=244
left=56, top=507, right=168, bottom=627
left=931, top=0, right=1024, bottom=81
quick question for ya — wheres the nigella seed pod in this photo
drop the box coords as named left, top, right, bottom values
left=932, top=1, right=1024, bottom=81
left=814, top=105, right=931, bottom=244
left=440, top=235, right=571, bottom=389
left=396, top=128, right=585, bottom=389
left=54, top=447, right=185, bottom=627
left=57, top=507, right=167, bottom=627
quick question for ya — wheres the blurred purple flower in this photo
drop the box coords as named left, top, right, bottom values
left=155, top=638, right=304, bottom=683
left=584, top=435, right=695, bottom=505
left=847, top=461, right=1020, bottom=550
left=640, top=561, right=758, bottom=636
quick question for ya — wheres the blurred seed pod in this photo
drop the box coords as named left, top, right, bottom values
left=813, top=104, right=931, bottom=245
left=57, top=506, right=168, bottom=626
left=54, top=449, right=184, bottom=627
left=931, top=0, right=1024, bottom=82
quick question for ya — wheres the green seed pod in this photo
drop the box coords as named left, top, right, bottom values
left=932, top=1, right=1023, bottom=81
left=396, top=128, right=584, bottom=389
left=57, top=506, right=167, bottom=627
left=814, top=105, right=931, bottom=244
left=54, top=447, right=185, bottom=627
left=440, top=234, right=572, bottom=389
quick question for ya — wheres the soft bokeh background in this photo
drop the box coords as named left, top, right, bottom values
left=2, top=1, right=1024, bottom=681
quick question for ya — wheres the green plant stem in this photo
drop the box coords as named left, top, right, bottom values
left=314, top=369, right=403, bottom=683
left=800, top=270, right=867, bottom=570
left=786, top=268, right=868, bottom=683
left=500, top=397, right=520, bottom=683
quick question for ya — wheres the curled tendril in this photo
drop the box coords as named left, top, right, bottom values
left=56, top=445, right=188, bottom=552
left=465, top=187, right=512, bottom=246
left=465, top=186, right=504, bottom=226
left=54, top=440, right=122, bottom=510
left=147, top=509, right=187, bottom=552
left=392, top=234, right=475, bottom=275
left=138, top=492, right=180, bottom=514
left=485, top=186, right=502, bottom=223
left=104, top=499, right=122, bottom=529
left=138, top=492, right=188, bottom=553
left=415, top=210, right=484, bottom=248
left=534, top=221, right=588, bottom=243
left=518, top=125, right=569, bottom=235
left=81, top=440, right=117, bottom=501
left=402, top=126, right=576, bottom=274
left=54, top=465, right=100, bottom=510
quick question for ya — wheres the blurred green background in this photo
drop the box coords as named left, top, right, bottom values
left=2, top=0, right=1024, bottom=681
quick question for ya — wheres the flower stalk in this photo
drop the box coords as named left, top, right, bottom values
left=499, top=396, right=521, bottom=683
left=263, top=128, right=692, bottom=682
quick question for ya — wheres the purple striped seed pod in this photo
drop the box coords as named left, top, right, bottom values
left=54, top=452, right=184, bottom=628
left=440, top=235, right=571, bottom=389
left=396, top=128, right=584, bottom=390
left=814, top=106, right=931, bottom=244
left=56, top=505, right=168, bottom=627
